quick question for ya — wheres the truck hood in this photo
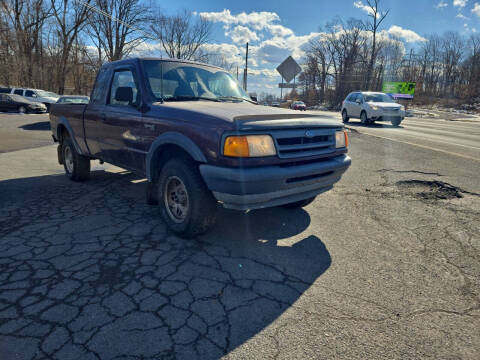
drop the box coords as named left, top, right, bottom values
left=157, top=101, right=343, bottom=130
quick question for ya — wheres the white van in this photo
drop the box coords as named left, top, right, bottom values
left=9, top=88, right=60, bottom=112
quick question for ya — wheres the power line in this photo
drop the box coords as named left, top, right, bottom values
left=77, top=0, right=157, bottom=41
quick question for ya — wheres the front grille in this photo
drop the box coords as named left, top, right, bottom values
left=271, top=128, right=336, bottom=159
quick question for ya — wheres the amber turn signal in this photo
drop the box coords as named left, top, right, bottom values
left=223, top=136, right=250, bottom=157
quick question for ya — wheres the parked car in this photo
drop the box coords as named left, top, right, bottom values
left=49, top=57, right=351, bottom=237
left=290, top=101, right=307, bottom=111
left=0, top=93, right=47, bottom=113
left=9, top=88, right=59, bottom=111
left=56, top=95, right=90, bottom=104
left=341, top=91, right=405, bottom=126
left=271, top=101, right=280, bottom=107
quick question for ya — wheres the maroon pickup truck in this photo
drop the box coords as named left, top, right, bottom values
left=49, top=57, right=351, bottom=237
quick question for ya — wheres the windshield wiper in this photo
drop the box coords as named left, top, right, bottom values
left=218, top=96, right=255, bottom=104
left=163, top=95, right=220, bottom=102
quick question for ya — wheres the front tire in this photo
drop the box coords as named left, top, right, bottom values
left=282, top=196, right=316, bottom=209
left=342, top=109, right=349, bottom=123
left=391, top=117, right=402, bottom=127
left=360, top=111, right=369, bottom=125
left=18, top=106, right=27, bottom=114
left=158, top=158, right=217, bottom=238
left=62, top=136, right=90, bottom=181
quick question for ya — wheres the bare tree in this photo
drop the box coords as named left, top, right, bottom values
left=50, top=0, right=92, bottom=93
left=87, top=0, right=148, bottom=62
left=362, top=0, right=389, bottom=90
left=150, top=10, right=212, bottom=60
left=1, top=0, right=50, bottom=87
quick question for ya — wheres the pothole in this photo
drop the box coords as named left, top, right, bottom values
left=395, top=180, right=464, bottom=201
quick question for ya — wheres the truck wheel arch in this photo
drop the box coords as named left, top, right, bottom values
left=56, top=118, right=82, bottom=154
left=146, top=132, right=207, bottom=182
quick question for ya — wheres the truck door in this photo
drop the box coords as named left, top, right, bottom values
left=98, top=67, right=145, bottom=170
left=84, top=67, right=111, bottom=158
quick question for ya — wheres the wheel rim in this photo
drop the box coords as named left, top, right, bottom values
left=64, top=146, right=74, bottom=173
left=342, top=111, right=347, bottom=121
left=163, top=176, right=189, bottom=223
left=19, top=106, right=25, bottom=113
left=361, top=112, right=367, bottom=123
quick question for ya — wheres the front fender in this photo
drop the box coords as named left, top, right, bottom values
left=146, top=132, right=207, bottom=181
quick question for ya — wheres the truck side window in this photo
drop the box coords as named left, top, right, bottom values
left=25, top=90, right=35, bottom=97
left=109, top=70, right=139, bottom=107
left=14, top=89, right=23, bottom=96
left=91, top=68, right=110, bottom=105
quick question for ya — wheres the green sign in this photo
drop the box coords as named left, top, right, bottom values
left=382, top=81, right=416, bottom=99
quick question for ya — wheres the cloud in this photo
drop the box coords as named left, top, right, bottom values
left=226, top=26, right=260, bottom=44
left=453, top=0, right=467, bottom=8
left=435, top=1, right=448, bottom=8
left=456, top=13, right=470, bottom=19
left=199, top=9, right=280, bottom=31
left=387, top=25, right=426, bottom=43
left=472, top=3, right=480, bottom=17
left=353, top=1, right=380, bottom=17
left=200, top=43, right=247, bottom=66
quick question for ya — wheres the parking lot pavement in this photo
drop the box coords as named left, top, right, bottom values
left=1, top=124, right=479, bottom=359
left=0, top=113, right=52, bottom=153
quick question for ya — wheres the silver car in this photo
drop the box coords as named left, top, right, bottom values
left=341, top=91, right=405, bottom=126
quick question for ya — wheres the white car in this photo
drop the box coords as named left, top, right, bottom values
left=9, top=88, right=60, bottom=112
left=341, top=91, right=405, bottom=126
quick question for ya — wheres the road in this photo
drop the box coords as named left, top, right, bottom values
left=311, top=110, right=480, bottom=161
left=0, top=112, right=479, bottom=359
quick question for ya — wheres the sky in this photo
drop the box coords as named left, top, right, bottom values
left=138, top=0, right=480, bottom=96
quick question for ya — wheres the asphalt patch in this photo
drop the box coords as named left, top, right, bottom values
left=395, top=180, right=464, bottom=200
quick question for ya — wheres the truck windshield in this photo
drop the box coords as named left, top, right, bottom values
left=142, top=60, right=252, bottom=103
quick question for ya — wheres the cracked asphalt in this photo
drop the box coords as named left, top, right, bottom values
left=0, top=114, right=479, bottom=359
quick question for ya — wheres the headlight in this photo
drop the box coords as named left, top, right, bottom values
left=371, top=105, right=379, bottom=110
left=335, top=130, right=348, bottom=148
left=223, top=135, right=276, bottom=157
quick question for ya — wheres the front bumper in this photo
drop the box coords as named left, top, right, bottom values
left=370, top=109, right=405, bottom=120
left=199, top=154, right=351, bottom=210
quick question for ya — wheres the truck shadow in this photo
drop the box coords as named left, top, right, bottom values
left=18, top=121, right=51, bottom=131
left=0, top=170, right=331, bottom=359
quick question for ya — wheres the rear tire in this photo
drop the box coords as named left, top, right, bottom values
left=281, top=196, right=316, bottom=209
left=62, top=136, right=90, bottom=181
left=342, top=109, right=349, bottom=123
left=158, top=158, right=217, bottom=238
left=391, top=117, right=402, bottom=127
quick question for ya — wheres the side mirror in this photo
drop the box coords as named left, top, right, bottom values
left=355, top=99, right=362, bottom=104
left=32, top=94, right=37, bottom=98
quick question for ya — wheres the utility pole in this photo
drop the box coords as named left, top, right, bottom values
left=243, top=42, right=249, bottom=91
